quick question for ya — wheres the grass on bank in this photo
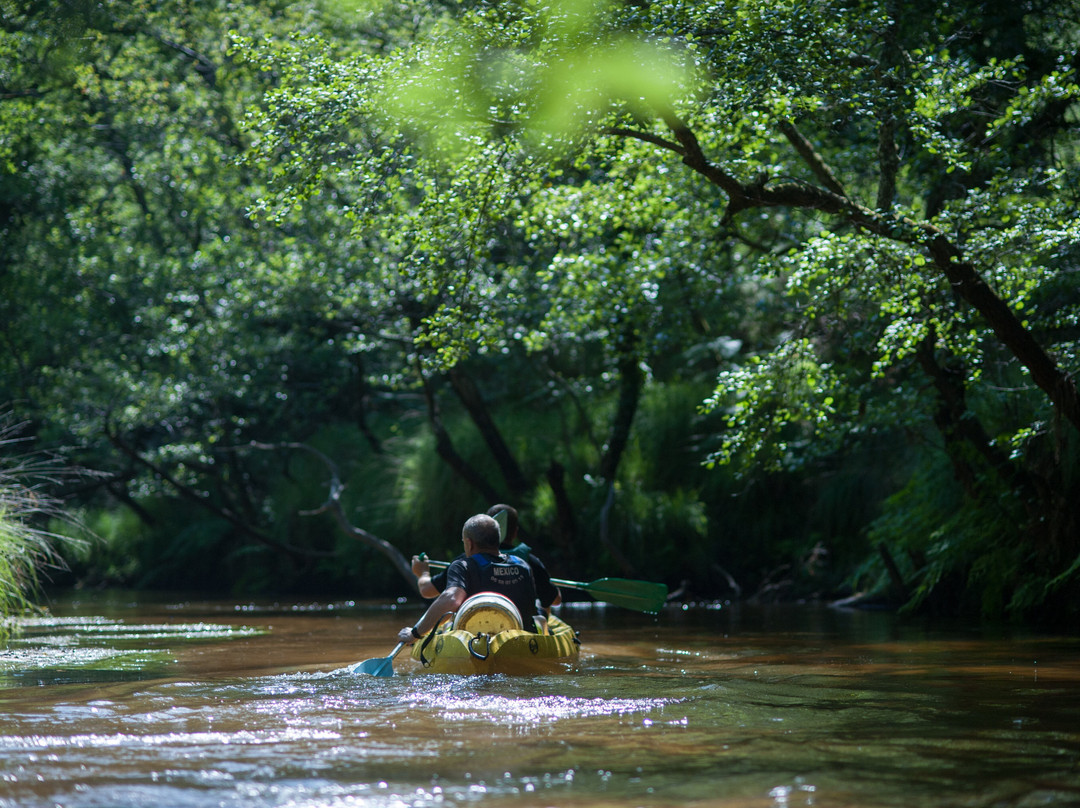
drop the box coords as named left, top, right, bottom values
left=0, top=420, right=82, bottom=642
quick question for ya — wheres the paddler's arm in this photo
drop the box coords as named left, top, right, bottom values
left=411, top=554, right=440, bottom=599
left=398, top=585, right=467, bottom=643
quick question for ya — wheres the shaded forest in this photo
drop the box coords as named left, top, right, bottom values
left=2, top=0, right=1080, bottom=623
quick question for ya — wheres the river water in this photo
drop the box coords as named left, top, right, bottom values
left=2, top=591, right=1079, bottom=808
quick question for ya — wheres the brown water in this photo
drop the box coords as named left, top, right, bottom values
left=2, top=592, right=1080, bottom=808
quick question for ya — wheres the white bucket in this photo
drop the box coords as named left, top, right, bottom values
left=452, top=592, right=523, bottom=634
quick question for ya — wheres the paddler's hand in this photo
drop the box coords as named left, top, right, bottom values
left=398, top=626, right=420, bottom=644
left=410, top=554, right=430, bottom=577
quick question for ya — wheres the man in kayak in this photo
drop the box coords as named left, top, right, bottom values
left=410, top=503, right=561, bottom=613
left=398, top=513, right=542, bottom=644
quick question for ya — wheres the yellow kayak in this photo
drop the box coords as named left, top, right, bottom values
left=408, top=592, right=580, bottom=675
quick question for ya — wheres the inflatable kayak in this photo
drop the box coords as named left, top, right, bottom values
left=408, top=592, right=580, bottom=675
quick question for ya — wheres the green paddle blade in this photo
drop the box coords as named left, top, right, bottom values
left=349, top=641, right=406, bottom=677
left=554, top=577, right=669, bottom=614
left=493, top=509, right=508, bottom=540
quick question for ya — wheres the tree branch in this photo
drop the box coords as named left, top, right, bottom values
left=598, top=480, right=636, bottom=577
left=876, top=113, right=899, bottom=210
left=657, top=109, right=747, bottom=203
left=875, top=1, right=902, bottom=210
left=624, top=112, right=1080, bottom=435
left=246, top=441, right=416, bottom=589
left=598, top=344, right=645, bottom=483
left=545, top=460, right=577, bottom=563
left=777, top=120, right=848, bottom=198
left=1, top=88, right=47, bottom=101
left=605, top=126, right=686, bottom=156
left=106, top=430, right=330, bottom=562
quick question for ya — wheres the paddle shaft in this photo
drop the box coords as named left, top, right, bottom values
left=421, top=558, right=667, bottom=612
left=424, top=558, right=630, bottom=592
left=549, top=575, right=607, bottom=591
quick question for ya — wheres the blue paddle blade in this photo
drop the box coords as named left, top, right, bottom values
left=349, top=641, right=406, bottom=677
left=349, top=656, right=394, bottom=676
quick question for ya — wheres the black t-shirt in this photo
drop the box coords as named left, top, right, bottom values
left=520, top=553, right=559, bottom=609
left=444, top=552, right=540, bottom=629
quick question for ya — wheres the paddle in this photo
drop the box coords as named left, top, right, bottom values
left=551, top=575, right=669, bottom=614
left=348, top=641, right=406, bottom=677
left=424, top=558, right=668, bottom=614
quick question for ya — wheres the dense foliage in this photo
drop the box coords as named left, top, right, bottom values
left=2, top=0, right=1079, bottom=622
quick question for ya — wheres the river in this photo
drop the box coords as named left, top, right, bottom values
left=2, top=591, right=1079, bottom=808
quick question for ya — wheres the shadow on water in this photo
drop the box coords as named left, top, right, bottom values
left=2, top=591, right=1080, bottom=808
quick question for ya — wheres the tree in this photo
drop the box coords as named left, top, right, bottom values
left=234, top=6, right=733, bottom=579
left=241, top=0, right=1080, bottom=618
left=1, top=0, right=424, bottom=590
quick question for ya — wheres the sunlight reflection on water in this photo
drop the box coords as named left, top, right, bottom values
left=0, top=727, right=344, bottom=751
left=401, top=676, right=680, bottom=726
left=2, top=596, right=1080, bottom=808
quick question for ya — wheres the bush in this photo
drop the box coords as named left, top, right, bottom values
left=0, top=418, right=79, bottom=637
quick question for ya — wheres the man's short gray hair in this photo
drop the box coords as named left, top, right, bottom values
left=463, top=514, right=501, bottom=550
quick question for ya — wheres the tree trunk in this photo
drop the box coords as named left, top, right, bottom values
left=923, top=234, right=1080, bottom=435
left=545, top=460, right=578, bottom=564
left=350, top=354, right=383, bottom=455
left=599, top=347, right=645, bottom=483
left=596, top=342, right=646, bottom=577
left=448, top=366, right=529, bottom=497
left=419, top=367, right=503, bottom=504
left=914, top=332, right=1031, bottom=502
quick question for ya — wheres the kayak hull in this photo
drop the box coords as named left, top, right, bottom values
left=408, top=614, right=580, bottom=675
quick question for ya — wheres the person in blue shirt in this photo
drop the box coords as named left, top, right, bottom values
left=410, top=504, right=561, bottom=613
left=398, top=513, right=541, bottom=643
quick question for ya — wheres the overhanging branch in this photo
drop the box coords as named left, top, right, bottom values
left=247, top=441, right=416, bottom=590
left=620, top=111, right=1080, bottom=435
left=106, top=430, right=327, bottom=562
